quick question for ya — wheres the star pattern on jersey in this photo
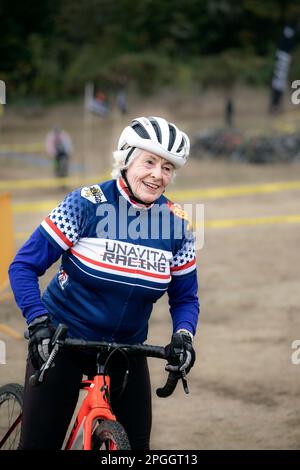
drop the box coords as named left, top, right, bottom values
left=170, top=237, right=195, bottom=268
left=48, top=192, right=82, bottom=244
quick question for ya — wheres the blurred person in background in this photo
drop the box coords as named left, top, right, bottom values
left=224, top=95, right=234, bottom=128
left=9, top=116, right=199, bottom=450
left=87, top=91, right=110, bottom=116
left=117, top=88, right=127, bottom=114
left=45, top=126, right=73, bottom=178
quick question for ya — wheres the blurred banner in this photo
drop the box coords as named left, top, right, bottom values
left=270, top=25, right=295, bottom=113
left=0, top=80, right=5, bottom=105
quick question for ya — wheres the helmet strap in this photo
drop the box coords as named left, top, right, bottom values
left=124, top=146, right=136, bottom=165
left=120, top=170, right=154, bottom=207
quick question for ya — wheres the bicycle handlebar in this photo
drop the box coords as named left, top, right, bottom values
left=29, top=323, right=189, bottom=397
left=63, top=337, right=167, bottom=359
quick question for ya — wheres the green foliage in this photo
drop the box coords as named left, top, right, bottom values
left=1, top=0, right=300, bottom=102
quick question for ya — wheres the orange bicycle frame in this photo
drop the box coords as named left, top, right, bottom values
left=65, top=373, right=116, bottom=450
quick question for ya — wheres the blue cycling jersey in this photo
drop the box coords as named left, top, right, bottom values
left=9, top=178, right=199, bottom=342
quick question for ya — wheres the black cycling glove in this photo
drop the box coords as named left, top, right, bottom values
left=28, top=315, right=54, bottom=370
left=165, top=331, right=195, bottom=375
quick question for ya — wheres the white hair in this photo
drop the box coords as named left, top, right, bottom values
left=111, top=147, right=142, bottom=179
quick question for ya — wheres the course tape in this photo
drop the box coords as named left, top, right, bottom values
left=11, top=179, right=300, bottom=214
left=205, top=214, right=300, bottom=229
left=0, top=323, right=22, bottom=340
left=0, top=171, right=111, bottom=191
left=2, top=176, right=300, bottom=197
left=0, top=151, right=85, bottom=172
left=167, top=180, right=300, bottom=201
left=0, top=143, right=44, bottom=152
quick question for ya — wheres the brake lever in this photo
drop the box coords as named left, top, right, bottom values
left=156, top=369, right=190, bottom=398
left=29, top=342, right=59, bottom=386
left=181, top=371, right=189, bottom=394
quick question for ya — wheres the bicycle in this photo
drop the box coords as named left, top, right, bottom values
left=0, top=324, right=190, bottom=450
left=0, top=383, right=23, bottom=450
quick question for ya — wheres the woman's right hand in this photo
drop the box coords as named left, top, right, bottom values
left=28, top=315, right=54, bottom=370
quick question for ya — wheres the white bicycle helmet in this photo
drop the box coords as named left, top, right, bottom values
left=117, top=116, right=190, bottom=169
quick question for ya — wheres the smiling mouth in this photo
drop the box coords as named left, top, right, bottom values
left=143, top=182, right=160, bottom=190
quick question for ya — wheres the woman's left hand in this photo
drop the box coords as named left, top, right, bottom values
left=165, top=331, right=195, bottom=375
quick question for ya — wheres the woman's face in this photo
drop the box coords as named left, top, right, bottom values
left=125, top=150, right=174, bottom=203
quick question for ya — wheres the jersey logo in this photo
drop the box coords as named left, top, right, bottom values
left=81, top=185, right=107, bottom=204
left=58, top=269, right=69, bottom=290
left=167, top=201, right=193, bottom=230
left=167, top=201, right=189, bottom=220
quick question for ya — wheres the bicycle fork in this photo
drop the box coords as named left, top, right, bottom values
left=65, top=374, right=116, bottom=450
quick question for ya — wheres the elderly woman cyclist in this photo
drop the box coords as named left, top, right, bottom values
left=9, top=116, right=200, bottom=450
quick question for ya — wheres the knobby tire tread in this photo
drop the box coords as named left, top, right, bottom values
left=93, top=419, right=131, bottom=450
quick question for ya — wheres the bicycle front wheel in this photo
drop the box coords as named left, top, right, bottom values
left=92, top=420, right=131, bottom=450
left=0, top=383, right=23, bottom=450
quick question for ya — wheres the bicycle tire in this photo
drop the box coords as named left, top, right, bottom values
left=92, top=419, right=131, bottom=450
left=0, top=383, right=24, bottom=450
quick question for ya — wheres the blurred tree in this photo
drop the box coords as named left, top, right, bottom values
left=1, top=0, right=300, bottom=101
left=0, top=0, right=57, bottom=97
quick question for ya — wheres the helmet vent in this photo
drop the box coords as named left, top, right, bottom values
left=168, top=124, right=176, bottom=150
left=176, top=137, right=185, bottom=153
left=132, top=122, right=150, bottom=139
left=149, top=118, right=162, bottom=143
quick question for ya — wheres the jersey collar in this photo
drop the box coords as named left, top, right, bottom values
left=116, top=177, right=155, bottom=209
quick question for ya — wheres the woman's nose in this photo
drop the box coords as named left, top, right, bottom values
left=151, top=165, right=162, bottom=179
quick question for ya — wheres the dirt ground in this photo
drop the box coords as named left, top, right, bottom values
left=1, top=88, right=300, bottom=449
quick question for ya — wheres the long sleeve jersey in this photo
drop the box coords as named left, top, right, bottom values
left=9, top=178, right=199, bottom=343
